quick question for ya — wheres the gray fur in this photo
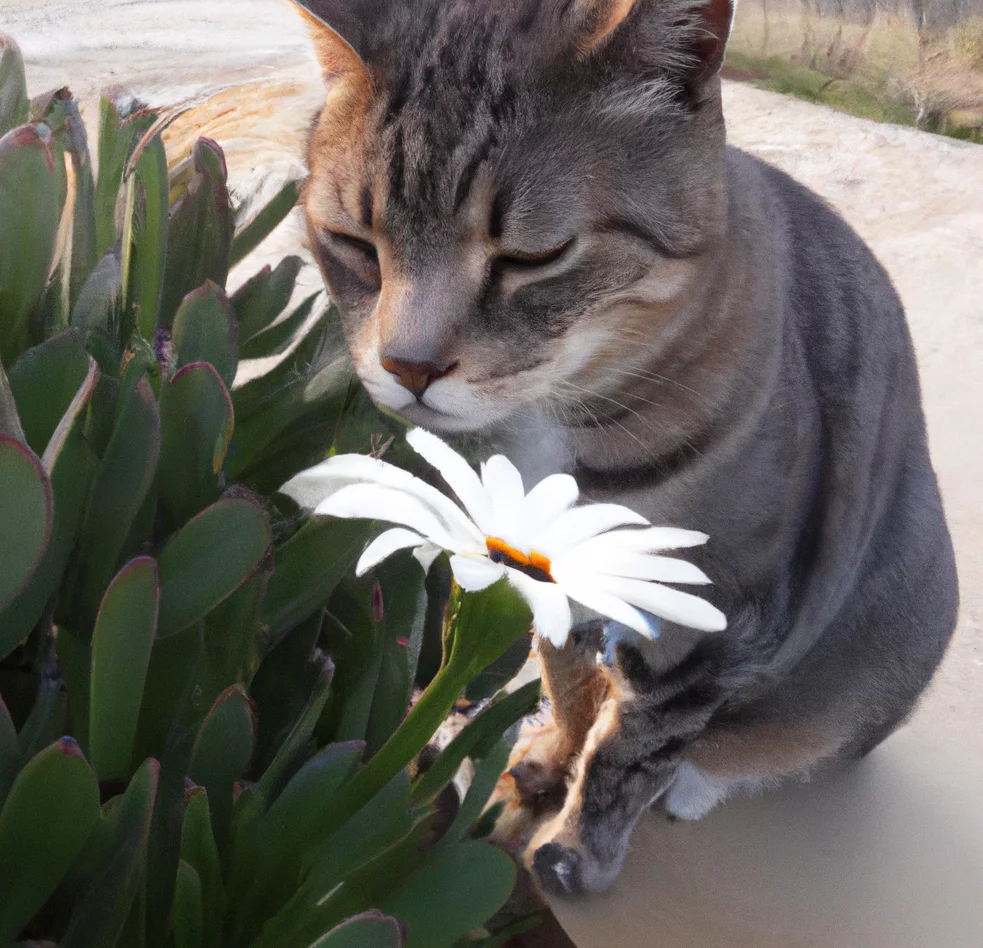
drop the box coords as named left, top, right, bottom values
left=299, top=0, right=959, bottom=895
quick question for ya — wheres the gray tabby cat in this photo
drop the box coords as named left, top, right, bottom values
left=293, top=0, right=959, bottom=895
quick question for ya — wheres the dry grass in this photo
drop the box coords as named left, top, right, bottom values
left=727, top=3, right=983, bottom=141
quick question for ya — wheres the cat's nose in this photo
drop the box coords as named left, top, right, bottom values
left=380, top=356, right=455, bottom=397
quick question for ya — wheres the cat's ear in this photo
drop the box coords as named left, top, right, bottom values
left=289, top=0, right=378, bottom=82
left=569, top=0, right=736, bottom=80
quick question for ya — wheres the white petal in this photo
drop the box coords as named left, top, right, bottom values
left=523, top=473, right=579, bottom=536
left=413, top=543, right=443, bottom=572
left=405, top=428, right=495, bottom=535
left=592, top=576, right=727, bottom=633
left=317, top=484, right=481, bottom=553
left=569, top=551, right=712, bottom=585
left=481, top=455, right=526, bottom=550
left=449, top=554, right=506, bottom=592
left=506, top=570, right=572, bottom=648
left=556, top=573, right=654, bottom=637
left=574, top=526, right=710, bottom=558
left=356, top=528, right=429, bottom=575
left=536, top=504, right=649, bottom=558
left=289, top=453, right=483, bottom=546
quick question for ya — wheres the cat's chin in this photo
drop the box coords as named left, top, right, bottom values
left=393, top=400, right=502, bottom=436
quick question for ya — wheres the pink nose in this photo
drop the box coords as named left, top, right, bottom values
left=380, top=357, right=454, bottom=397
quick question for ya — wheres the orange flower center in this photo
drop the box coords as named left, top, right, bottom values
left=486, top=537, right=555, bottom=583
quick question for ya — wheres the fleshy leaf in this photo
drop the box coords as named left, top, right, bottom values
left=61, top=758, right=159, bottom=948
left=309, top=912, right=404, bottom=948
left=0, top=35, right=29, bottom=137
left=189, top=686, right=255, bottom=848
left=180, top=788, right=224, bottom=948
left=157, top=496, right=271, bottom=637
left=89, top=557, right=160, bottom=781
left=230, top=255, right=302, bottom=343
left=0, top=121, right=67, bottom=363
left=259, top=518, right=374, bottom=647
left=0, top=738, right=100, bottom=944
left=170, top=282, right=238, bottom=389
left=73, top=374, right=160, bottom=628
left=230, top=178, right=300, bottom=268
left=0, top=435, right=53, bottom=612
left=378, top=841, right=516, bottom=948
left=158, top=138, right=233, bottom=330
left=172, top=860, right=205, bottom=948
left=157, top=361, right=233, bottom=530
left=238, top=292, right=320, bottom=361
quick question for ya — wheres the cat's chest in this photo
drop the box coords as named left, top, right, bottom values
left=488, top=411, right=576, bottom=486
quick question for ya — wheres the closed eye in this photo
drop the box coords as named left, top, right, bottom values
left=495, top=237, right=576, bottom=271
left=320, top=229, right=379, bottom=266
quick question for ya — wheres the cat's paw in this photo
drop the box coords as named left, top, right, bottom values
left=662, top=761, right=729, bottom=821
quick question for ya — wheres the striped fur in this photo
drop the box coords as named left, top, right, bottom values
left=297, top=0, right=959, bottom=895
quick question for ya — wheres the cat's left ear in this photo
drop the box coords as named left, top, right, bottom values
left=570, top=0, right=736, bottom=80
left=289, top=0, right=383, bottom=81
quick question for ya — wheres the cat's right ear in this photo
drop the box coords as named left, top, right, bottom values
left=289, top=0, right=376, bottom=83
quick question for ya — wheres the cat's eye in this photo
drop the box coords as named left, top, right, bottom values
left=320, top=229, right=380, bottom=266
left=496, top=237, right=576, bottom=271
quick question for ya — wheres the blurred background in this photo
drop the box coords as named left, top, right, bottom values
left=727, top=0, right=983, bottom=142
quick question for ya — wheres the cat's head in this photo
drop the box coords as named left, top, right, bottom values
left=296, top=0, right=734, bottom=433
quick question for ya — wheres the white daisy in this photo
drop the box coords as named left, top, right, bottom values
left=285, top=429, right=727, bottom=647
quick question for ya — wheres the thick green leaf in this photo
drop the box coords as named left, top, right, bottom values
left=170, top=282, right=238, bottom=388
left=73, top=374, right=160, bottom=629
left=309, top=912, right=404, bottom=948
left=234, top=742, right=364, bottom=941
left=188, top=685, right=255, bottom=846
left=56, top=627, right=92, bottom=749
left=89, top=557, right=160, bottom=780
left=62, top=758, right=159, bottom=948
left=159, top=138, right=233, bottom=330
left=230, top=256, right=303, bottom=343
left=260, top=518, right=374, bottom=646
left=0, top=695, right=17, bottom=810
left=0, top=738, right=100, bottom=944
left=230, top=178, right=301, bottom=268
left=157, top=496, right=271, bottom=637
left=0, top=35, right=29, bottom=137
left=0, top=122, right=67, bottom=363
left=436, top=740, right=510, bottom=851
left=8, top=329, right=90, bottom=455
left=378, top=842, right=516, bottom=948
left=231, top=305, right=335, bottom=423
left=445, top=579, right=533, bottom=681
left=255, top=741, right=362, bottom=864
left=301, top=771, right=417, bottom=895
left=250, top=611, right=324, bottom=771
left=94, top=97, right=155, bottom=261
left=15, top=650, right=68, bottom=766
left=180, top=788, right=223, bottom=948
left=202, top=568, right=268, bottom=695
left=0, top=357, right=25, bottom=443
left=254, top=655, right=334, bottom=803
left=172, top=860, right=205, bottom=948
left=157, top=362, right=233, bottom=530
left=411, top=679, right=540, bottom=806
left=121, top=132, right=168, bottom=341
left=0, top=359, right=99, bottom=654
left=466, top=634, right=533, bottom=703
left=228, top=353, right=350, bottom=484
left=71, top=250, right=122, bottom=335
left=238, top=292, right=320, bottom=361
left=0, top=435, right=53, bottom=611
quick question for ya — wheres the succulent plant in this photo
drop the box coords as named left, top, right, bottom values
left=0, top=35, right=539, bottom=948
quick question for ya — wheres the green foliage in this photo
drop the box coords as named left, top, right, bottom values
left=0, top=40, right=541, bottom=948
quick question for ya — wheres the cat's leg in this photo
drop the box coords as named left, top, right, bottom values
left=490, top=624, right=611, bottom=843
left=527, top=637, right=737, bottom=895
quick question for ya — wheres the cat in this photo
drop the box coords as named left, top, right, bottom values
left=292, top=0, right=959, bottom=895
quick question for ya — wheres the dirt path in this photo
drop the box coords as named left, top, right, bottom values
left=5, top=2, right=982, bottom=944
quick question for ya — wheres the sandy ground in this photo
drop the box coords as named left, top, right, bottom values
left=4, top=1, right=982, bottom=944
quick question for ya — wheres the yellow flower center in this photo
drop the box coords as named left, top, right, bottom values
left=486, top=537, right=555, bottom=583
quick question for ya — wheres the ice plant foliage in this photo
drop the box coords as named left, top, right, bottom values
left=292, top=429, right=727, bottom=646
